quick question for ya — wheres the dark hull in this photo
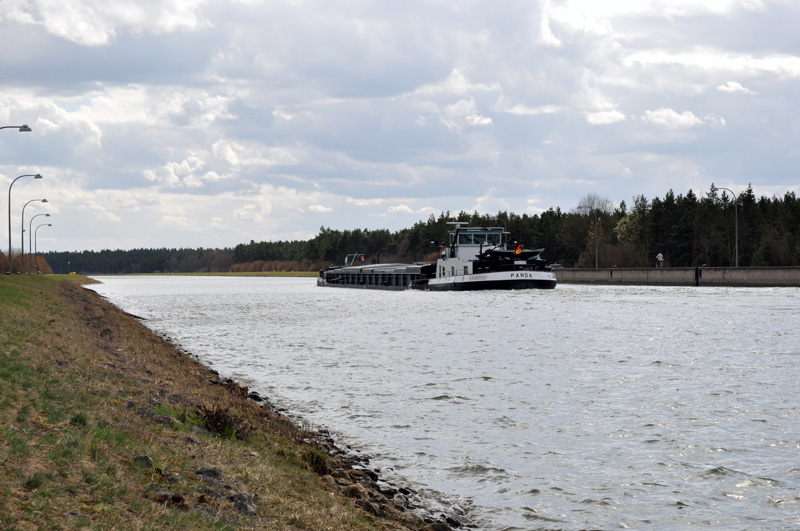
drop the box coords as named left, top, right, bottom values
left=317, top=282, right=409, bottom=291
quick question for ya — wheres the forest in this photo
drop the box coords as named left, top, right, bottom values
left=37, top=186, right=800, bottom=274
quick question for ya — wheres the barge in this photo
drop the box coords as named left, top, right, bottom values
left=317, top=223, right=557, bottom=291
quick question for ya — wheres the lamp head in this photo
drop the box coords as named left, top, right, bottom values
left=19, top=125, right=32, bottom=132
left=41, top=199, right=47, bottom=203
left=34, top=174, right=43, bottom=179
left=45, top=213, right=50, bottom=217
left=710, top=183, right=718, bottom=193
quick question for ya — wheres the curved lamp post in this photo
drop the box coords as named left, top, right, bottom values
left=34, top=223, right=51, bottom=274
left=1, top=125, right=32, bottom=132
left=29, top=212, right=50, bottom=273
left=22, top=198, right=47, bottom=274
left=8, top=174, right=43, bottom=274
left=577, top=205, right=599, bottom=269
left=711, top=183, right=739, bottom=268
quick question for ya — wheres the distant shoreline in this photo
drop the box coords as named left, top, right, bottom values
left=556, top=266, right=800, bottom=287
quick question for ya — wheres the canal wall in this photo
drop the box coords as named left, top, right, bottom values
left=555, top=267, right=800, bottom=287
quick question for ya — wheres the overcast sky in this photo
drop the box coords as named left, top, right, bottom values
left=2, top=0, right=798, bottom=252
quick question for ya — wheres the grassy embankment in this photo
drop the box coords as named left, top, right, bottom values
left=0, top=275, right=446, bottom=530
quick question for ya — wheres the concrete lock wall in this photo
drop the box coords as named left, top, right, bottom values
left=555, top=267, right=800, bottom=287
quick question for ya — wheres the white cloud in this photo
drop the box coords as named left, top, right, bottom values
left=642, top=108, right=704, bottom=129
left=211, top=140, right=299, bottom=168
left=441, top=97, right=492, bottom=130
left=273, top=109, right=294, bottom=121
left=717, top=81, right=756, bottom=95
left=503, top=104, right=562, bottom=116
left=585, top=110, right=626, bottom=125
left=412, top=69, right=502, bottom=97
left=539, top=10, right=562, bottom=48
left=346, top=197, right=391, bottom=207
left=554, top=0, right=765, bottom=19
left=1, top=0, right=211, bottom=46
left=387, top=205, right=414, bottom=214
left=640, top=108, right=727, bottom=130
left=624, top=49, right=800, bottom=79
left=702, top=114, right=727, bottom=127
left=472, top=192, right=511, bottom=215
left=143, top=154, right=228, bottom=188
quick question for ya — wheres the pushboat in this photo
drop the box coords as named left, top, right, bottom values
left=317, top=222, right=557, bottom=291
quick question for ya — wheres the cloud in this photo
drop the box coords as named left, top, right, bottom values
left=501, top=102, right=562, bottom=116
left=2, top=0, right=798, bottom=252
left=412, top=69, right=502, bottom=97
left=143, top=154, right=225, bottom=188
left=641, top=108, right=704, bottom=129
left=441, top=97, right=493, bottom=130
left=623, top=49, right=800, bottom=79
left=539, top=10, right=562, bottom=48
left=211, top=140, right=299, bottom=169
left=585, top=110, right=626, bottom=125
left=717, top=81, right=757, bottom=94
left=2, top=0, right=211, bottom=46
left=640, top=108, right=727, bottom=130
left=551, top=0, right=766, bottom=20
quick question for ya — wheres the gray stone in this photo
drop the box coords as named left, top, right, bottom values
left=133, top=455, right=153, bottom=468
left=195, top=467, right=223, bottom=484
left=233, top=501, right=258, bottom=516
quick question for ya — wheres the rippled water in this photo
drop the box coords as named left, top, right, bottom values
left=88, top=276, right=800, bottom=530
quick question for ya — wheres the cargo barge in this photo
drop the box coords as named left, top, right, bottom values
left=317, top=223, right=557, bottom=291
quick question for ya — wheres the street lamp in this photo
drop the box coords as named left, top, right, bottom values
left=22, top=198, right=47, bottom=274
left=711, top=183, right=739, bottom=268
left=0, top=125, right=32, bottom=132
left=577, top=205, right=599, bottom=269
left=29, top=212, right=50, bottom=273
left=8, top=174, right=43, bottom=274
left=34, top=223, right=51, bottom=274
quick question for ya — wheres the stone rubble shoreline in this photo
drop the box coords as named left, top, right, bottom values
left=116, top=295, right=474, bottom=530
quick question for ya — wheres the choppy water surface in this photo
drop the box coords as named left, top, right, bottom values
left=88, top=277, right=800, bottom=530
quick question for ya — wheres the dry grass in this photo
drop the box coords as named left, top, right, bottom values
left=0, top=275, right=440, bottom=530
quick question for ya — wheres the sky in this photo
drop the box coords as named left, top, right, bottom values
left=1, top=0, right=799, bottom=252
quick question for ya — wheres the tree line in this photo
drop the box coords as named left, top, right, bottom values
left=40, top=185, right=800, bottom=274
left=42, top=248, right=234, bottom=275
left=233, top=185, right=800, bottom=270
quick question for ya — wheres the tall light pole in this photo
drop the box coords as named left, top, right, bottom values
left=22, top=198, right=47, bottom=275
left=2, top=126, right=32, bottom=272
left=711, top=183, right=739, bottom=268
left=8, top=174, right=43, bottom=274
left=0, top=125, right=32, bottom=132
left=29, top=212, right=50, bottom=274
left=34, top=223, right=51, bottom=274
left=577, top=205, right=599, bottom=268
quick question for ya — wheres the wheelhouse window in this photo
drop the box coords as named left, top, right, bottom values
left=456, top=231, right=503, bottom=246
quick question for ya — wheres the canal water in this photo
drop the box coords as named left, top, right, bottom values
left=87, top=277, right=800, bottom=530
